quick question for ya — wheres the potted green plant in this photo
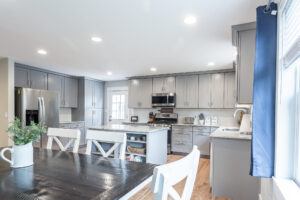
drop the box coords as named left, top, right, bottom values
left=0, top=118, right=46, bottom=168
left=199, top=113, right=205, bottom=125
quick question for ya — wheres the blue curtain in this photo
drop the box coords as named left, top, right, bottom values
left=251, top=3, right=277, bottom=178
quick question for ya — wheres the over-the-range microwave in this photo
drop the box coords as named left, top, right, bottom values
left=152, top=93, right=176, bottom=107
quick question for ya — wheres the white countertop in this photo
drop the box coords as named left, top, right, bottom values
left=210, top=127, right=252, bottom=140
left=59, top=121, right=85, bottom=124
left=88, top=124, right=168, bottom=133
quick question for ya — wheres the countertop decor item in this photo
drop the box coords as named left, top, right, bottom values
left=199, top=113, right=205, bottom=125
left=0, top=118, right=46, bottom=168
left=184, top=117, right=194, bottom=124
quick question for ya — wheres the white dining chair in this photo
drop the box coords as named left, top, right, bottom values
left=85, top=130, right=127, bottom=160
left=47, top=128, right=81, bottom=153
left=151, top=145, right=200, bottom=200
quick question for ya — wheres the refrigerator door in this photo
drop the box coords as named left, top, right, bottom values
left=41, top=90, right=59, bottom=128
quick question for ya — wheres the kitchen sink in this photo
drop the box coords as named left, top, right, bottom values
left=221, top=128, right=240, bottom=132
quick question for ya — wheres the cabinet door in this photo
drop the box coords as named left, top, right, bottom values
left=175, top=76, right=187, bottom=108
left=185, top=75, right=199, bottom=108
left=128, top=78, right=152, bottom=108
left=238, top=29, right=256, bottom=103
left=224, top=73, right=236, bottom=108
left=85, top=79, right=94, bottom=108
left=85, top=108, right=93, bottom=127
left=153, top=77, right=164, bottom=93
left=94, top=81, right=104, bottom=109
left=153, top=77, right=175, bottom=93
left=48, top=74, right=65, bottom=107
left=64, top=77, right=78, bottom=108
left=15, top=66, right=30, bottom=88
left=164, top=77, right=176, bottom=93
left=93, top=109, right=103, bottom=127
left=211, top=73, right=224, bottom=108
left=198, top=74, right=211, bottom=108
left=193, top=133, right=210, bottom=156
left=30, top=70, right=47, bottom=90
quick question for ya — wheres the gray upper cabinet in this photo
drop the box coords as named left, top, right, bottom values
left=30, top=70, right=47, bottom=90
left=15, top=67, right=31, bottom=88
left=198, top=74, right=211, bottom=108
left=84, top=80, right=104, bottom=109
left=128, top=78, right=152, bottom=108
left=176, top=75, right=198, bottom=108
left=233, top=22, right=256, bottom=104
left=211, top=73, right=224, bottom=108
left=224, top=72, right=236, bottom=108
left=153, top=77, right=175, bottom=93
left=85, top=80, right=94, bottom=108
left=64, top=77, right=78, bottom=108
left=48, top=74, right=64, bottom=106
left=48, top=74, right=78, bottom=108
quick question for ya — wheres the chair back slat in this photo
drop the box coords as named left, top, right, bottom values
left=85, top=130, right=126, bottom=160
left=151, top=146, right=200, bottom=200
left=47, top=128, right=81, bottom=153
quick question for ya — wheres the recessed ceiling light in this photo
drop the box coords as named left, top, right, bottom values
left=107, top=71, right=112, bottom=75
left=208, top=62, right=215, bottom=66
left=37, top=49, right=47, bottom=55
left=91, top=36, right=102, bottom=42
left=184, top=15, right=197, bottom=25
left=150, top=67, right=157, bottom=72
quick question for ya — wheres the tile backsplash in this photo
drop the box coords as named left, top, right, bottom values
left=59, top=108, right=72, bottom=122
left=129, top=108, right=238, bottom=127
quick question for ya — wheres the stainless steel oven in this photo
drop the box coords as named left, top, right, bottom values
left=152, top=93, right=176, bottom=107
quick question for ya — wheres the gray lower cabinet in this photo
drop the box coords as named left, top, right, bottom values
left=15, top=66, right=31, bottom=88
left=172, top=125, right=217, bottom=156
left=59, top=122, right=86, bottom=146
left=211, top=137, right=259, bottom=200
left=175, top=75, right=198, bottom=108
left=152, top=76, right=175, bottom=93
left=48, top=74, right=78, bottom=108
left=128, top=78, right=152, bottom=108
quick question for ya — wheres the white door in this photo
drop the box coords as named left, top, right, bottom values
left=107, top=89, right=129, bottom=125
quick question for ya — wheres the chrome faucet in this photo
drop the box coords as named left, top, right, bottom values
left=233, top=108, right=248, bottom=119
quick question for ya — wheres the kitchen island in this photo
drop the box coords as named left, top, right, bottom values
left=88, top=125, right=168, bottom=164
left=210, top=128, right=259, bottom=200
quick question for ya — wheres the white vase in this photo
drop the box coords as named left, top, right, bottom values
left=0, top=142, right=34, bottom=168
left=199, top=120, right=205, bottom=125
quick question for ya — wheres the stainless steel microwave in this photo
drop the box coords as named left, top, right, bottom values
left=152, top=93, right=176, bottom=107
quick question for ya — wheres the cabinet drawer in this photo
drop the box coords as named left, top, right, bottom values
left=172, top=138, right=193, bottom=153
left=193, top=126, right=211, bottom=133
left=172, top=130, right=192, bottom=140
left=193, top=131, right=210, bottom=136
left=172, top=126, right=192, bottom=132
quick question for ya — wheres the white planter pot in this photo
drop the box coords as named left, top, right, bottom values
left=0, top=142, right=33, bottom=168
left=199, top=120, right=205, bottom=125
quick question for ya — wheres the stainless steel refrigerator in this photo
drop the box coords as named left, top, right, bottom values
left=15, top=87, right=59, bottom=148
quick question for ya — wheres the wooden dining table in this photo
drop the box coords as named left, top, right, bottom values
left=0, top=148, right=156, bottom=200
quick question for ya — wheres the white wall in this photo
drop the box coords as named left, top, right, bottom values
left=0, top=58, right=14, bottom=147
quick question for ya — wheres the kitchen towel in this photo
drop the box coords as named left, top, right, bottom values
left=251, top=3, right=277, bottom=178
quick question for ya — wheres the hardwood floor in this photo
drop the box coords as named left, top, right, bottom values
left=130, top=155, right=229, bottom=200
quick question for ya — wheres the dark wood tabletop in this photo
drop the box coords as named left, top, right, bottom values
left=0, top=148, right=156, bottom=200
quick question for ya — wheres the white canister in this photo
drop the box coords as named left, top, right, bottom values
left=0, top=142, right=34, bottom=168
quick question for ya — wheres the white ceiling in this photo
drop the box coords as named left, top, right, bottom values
left=0, top=0, right=263, bottom=81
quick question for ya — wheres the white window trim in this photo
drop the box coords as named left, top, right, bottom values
left=274, top=0, right=300, bottom=199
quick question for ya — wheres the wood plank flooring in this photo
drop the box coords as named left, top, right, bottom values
left=130, top=155, right=230, bottom=200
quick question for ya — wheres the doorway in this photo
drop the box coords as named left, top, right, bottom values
left=107, top=88, right=129, bottom=125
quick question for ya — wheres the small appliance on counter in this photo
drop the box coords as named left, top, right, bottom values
left=183, top=117, right=195, bottom=124
left=148, top=112, right=155, bottom=123
left=130, top=116, right=139, bottom=122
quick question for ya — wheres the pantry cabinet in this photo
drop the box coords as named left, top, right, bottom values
left=175, top=75, right=198, bottom=108
left=128, top=78, right=152, bottom=108
left=153, top=76, right=175, bottom=93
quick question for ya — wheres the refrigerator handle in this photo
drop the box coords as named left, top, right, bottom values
left=38, top=97, right=43, bottom=123
left=41, top=97, right=46, bottom=123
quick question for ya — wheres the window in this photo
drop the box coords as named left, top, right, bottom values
left=111, top=94, right=125, bottom=120
left=277, top=0, right=300, bottom=186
